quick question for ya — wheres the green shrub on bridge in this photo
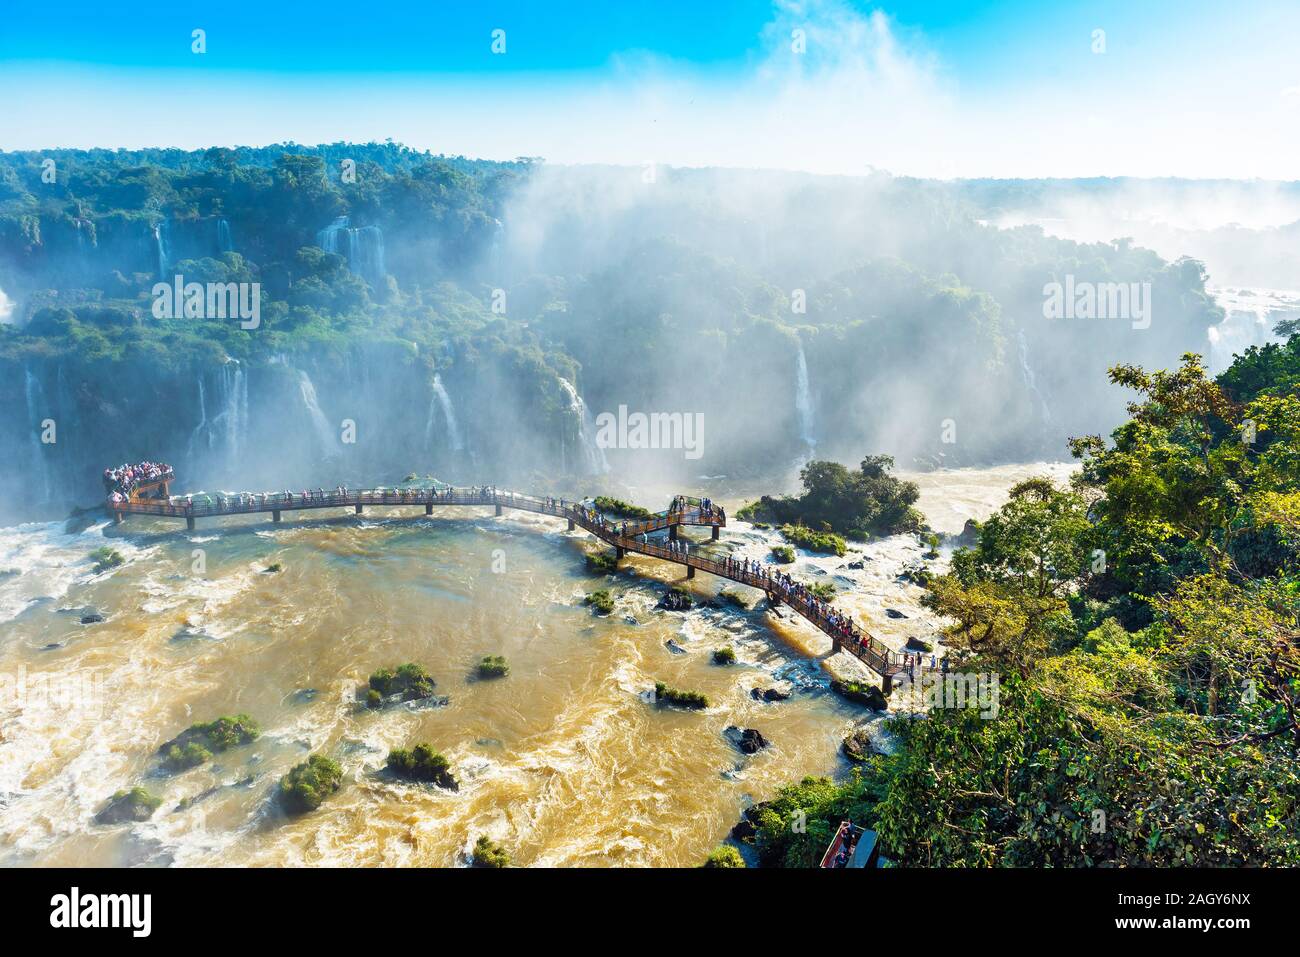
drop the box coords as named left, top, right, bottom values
left=278, top=754, right=343, bottom=815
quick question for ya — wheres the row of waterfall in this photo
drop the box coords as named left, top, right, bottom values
left=154, top=217, right=234, bottom=278
left=316, top=216, right=386, bottom=288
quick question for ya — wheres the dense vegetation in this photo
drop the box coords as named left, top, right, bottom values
left=278, top=754, right=344, bottom=815
left=584, top=589, right=615, bottom=614
left=385, top=743, right=458, bottom=790
left=471, top=835, right=510, bottom=868
left=740, top=456, right=923, bottom=539
left=158, top=714, right=261, bottom=771
left=366, top=662, right=436, bottom=707
left=752, top=341, right=1300, bottom=866
left=653, top=681, right=710, bottom=710
left=94, top=787, right=162, bottom=825
left=593, top=496, right=654, bottom=520
left=477, top=655, right=509, bottom=679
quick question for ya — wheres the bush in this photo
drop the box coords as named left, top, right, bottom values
left=593, top=496, right=654, bottom=520
left=584, top=589, right=615, bottom=614
left=264, top=562, right=283, bottom=573
left=703, top=845, right=746, bottom=868
left=781, top=524, right=847, bottom=556
left=386, top=743, right=458, bottom=789
left=368, top=662, right=436, bottom=702
left=654, top=681, right=710, bottom=709
left=585, top=550, right=619, bottom=574
left=89, top=546, right=125, bottom=573
left=713, top=646, right=737, bottom=665
left=94, top=786, right=161, bottom=825
left=472, top=835, right=510, bottom=868
left=478, top=654, right=509, bottom=678
left=718, top=589, right=752, bottom=609
left=770, top=545, right=795, bottom=564
left=278, top=754, right=343, bottom=814
left=158, top=714, right=260, bottom=770
left=808, top=581, right=837, bottom=602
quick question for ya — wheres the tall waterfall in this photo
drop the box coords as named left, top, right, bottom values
left=297, top=370, right=337, bottom=454
left=1016, top=329, right=1053, bottom=425
left=425, top=374, right=465, bottom=451
left=154, top=220, right=171, bottom=278
left=316, top=216, right=386, bottom=287
left=187, top=360, right=249, bottom=474
left=24, top=368, right=53, bottom=503
left=794, top=342, right=816, bottom=453
left=559, top=378, right=610, bottom=475
left=216, top=218, right=233, bottom=254
left=0, top=284, right=13, bottom=324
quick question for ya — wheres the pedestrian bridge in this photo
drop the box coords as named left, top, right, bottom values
left=109, top=479, right=918, bottom=684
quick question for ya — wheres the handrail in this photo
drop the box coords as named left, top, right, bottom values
left=107, top=480, right=928, bottom=679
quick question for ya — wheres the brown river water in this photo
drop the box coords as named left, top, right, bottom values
left=0, top=462, right=1074, bottom=867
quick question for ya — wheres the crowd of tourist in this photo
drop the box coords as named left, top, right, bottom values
left=102, top=461, right=173, bottom=502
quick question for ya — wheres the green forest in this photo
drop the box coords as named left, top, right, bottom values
left=746, top=338, right=1300, bottom=866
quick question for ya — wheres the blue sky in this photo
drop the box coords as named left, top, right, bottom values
left=3, top=0, right=1298, bottom=177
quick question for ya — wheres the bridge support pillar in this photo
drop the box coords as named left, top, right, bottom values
left=669, top=525, right=679, bottom=541
left=712, top=525, right=719, bottom=540
left=615, top=546, right=625, bottom=561
left=186, top=516, right=195, bottom=531
left=686, top=565, right=695, bottom=579
left=425, top=503, right=433, bottom=516
left=568, top=518, right=575, bottom=531
left=495, top=504, right=503, bottom=517
left=355, top=504, right=363, bottom=515
left=881, top=674, right=893, bottom=696
left=272, top=510, right=281, bottom=523
left=113, top=511, right=124, bottom=525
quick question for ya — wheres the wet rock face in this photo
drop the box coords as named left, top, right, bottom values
left=885, top=608, right=907, bottom=619
left=751, top=687, right=791, bottom=702
left=831, top=679, right=888, bottom=712
left=955, top=518, right=980, bottom=547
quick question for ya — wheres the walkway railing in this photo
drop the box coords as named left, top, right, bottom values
left=109, top=480, right=917, bottom=679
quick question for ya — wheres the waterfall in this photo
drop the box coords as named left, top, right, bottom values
left=187, top=360, right=249, bottom=475
left=24, top=368, right=53, bottom=502
left=794, top=342, right=816, bottom=453
left=154, top=220, right=171, bottom=278
left=1016, top=330, right=1053, bottom=425
left=316, top=216, right=386, bottom=287
left=1206, top=287, right=1298, bottom=374
left=216, top=218, right=233, bottom=254
left=425, top=374, right=465, bottom=451
left=559, top=378, right=610, bottom=475
left=297, top=370, right=337, bottom=454
left=0, top=284, right=13, bottom=324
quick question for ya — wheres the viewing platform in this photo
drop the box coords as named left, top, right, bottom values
left=107, top=473, right=920, bottom=683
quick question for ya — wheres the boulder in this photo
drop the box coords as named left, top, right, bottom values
left=885, top=608, right=907, bottom=619
left=841, top=728, right=877, bottom=763
left=751, top=687, right=791, bottom=702
left=725, top=726, right=771, bottom=754
left=831, top=679, right=888, bottom=712
left=80, top=612, right=106, bottom=624
left=905, top=636, right=934, bottom=653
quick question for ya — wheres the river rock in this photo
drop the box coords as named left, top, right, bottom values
left=842, top=728, right=878, bottom=763
left=658, top=588, right=694, bottom=612
left=751, top=687, right=791, bottom=702
left=831, top=679, right=888, bottom=711
left=845, top=560, right=865, bottom=570
left=905, top=636, right=934, bottom=653
left=80, top=612, right=106, bottom=624
left=665, top=639, right=688, bottom=655
left=885, top=608, right=907, bottom=619
left=725, top=726, right=770, bottom=754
